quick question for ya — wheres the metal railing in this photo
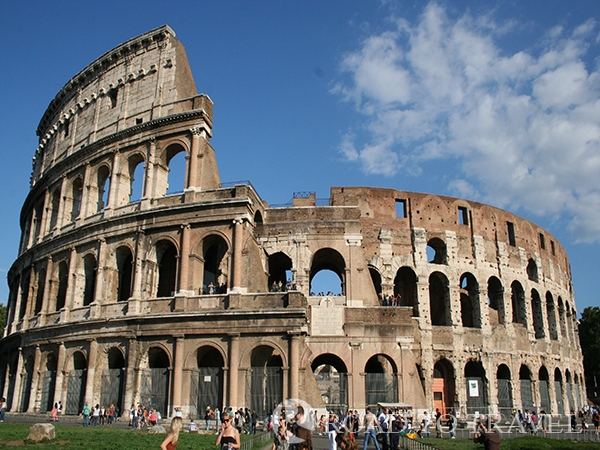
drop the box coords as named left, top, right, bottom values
left=240, top=432, right=272, bottom=450
left=399, top=435, right=440, bottom=450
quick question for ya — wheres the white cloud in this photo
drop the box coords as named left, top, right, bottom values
left=334, top=2, right=600, bottom=242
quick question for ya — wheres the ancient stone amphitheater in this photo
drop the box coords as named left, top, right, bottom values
left=0, top=26, right=586, bottom=420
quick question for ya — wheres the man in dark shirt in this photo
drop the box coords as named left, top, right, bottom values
left=473, top=419, right=501, bottom=450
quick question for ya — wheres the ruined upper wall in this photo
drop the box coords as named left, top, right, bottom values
left=31, top=25, right=203, bottom=186
left=330, top=186, right=571, bottom=288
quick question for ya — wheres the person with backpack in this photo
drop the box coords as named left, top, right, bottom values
left=377, top=409, right=389, bottom=450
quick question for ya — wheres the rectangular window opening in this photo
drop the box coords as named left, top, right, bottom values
left=395, top=199, right=407, bottom=218
left=136, top=117, right=143, bottom=125
left=539, top=232, right=546, bottom=250
left=507, top=221, right=516, bottom=246
left=109, top=89, right=118, bottom=109
left=551, top=240, right=556, bottom=256
left=458, top=206, right=469, bottom=225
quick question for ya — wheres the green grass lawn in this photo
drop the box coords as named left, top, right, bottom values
left=419, top=436, right=600, bottom=449
left=0, top=423, right=270, bottom=449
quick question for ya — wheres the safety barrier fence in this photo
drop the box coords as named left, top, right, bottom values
left=399, top=436, right=440, bottom=450
left=240, top=431, right=272, bottom=450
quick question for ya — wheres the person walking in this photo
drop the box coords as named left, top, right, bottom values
left=362, top=407, right=381, bottom=450
left=1, top=397, right=7, bottom=422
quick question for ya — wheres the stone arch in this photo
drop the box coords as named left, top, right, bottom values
left=70, top=176, right=83, bottom=222
left=309, top=247, right=346, bottom=295
left=156, top=239, right=178, bottom=297
left=49, top=186, right=61, bottom=230
left=511, top=281, right=527, bottom=326
left=65, top=351, right=87, bottom=415
left=34, top=267, right=46, bottom=315
left=546, top=292, right=558, bottom=340
left=364, top=354, right=398, bottom=407
left=465, top=360, right=487, bottom=414
left=433, top=358, right=455, bottom=415
left=557, top=297, right=567, bottom=339
left=369, top=266, right=382, bottom=296
left=311, top=353, right=349, bottom=410
left=202, top=234, right=230, bottom=293
left=526, top=258, right=538, bottom=282
left=254, top=210, right=263, bottom=223
left=539, top=366, right=551, bottom=413
left=83, top=253, right=97, bottom=306
left=429, top=271, right=451, bottom=326
left=554, top=367, right=564, bottom=416
left=102, top=346, right=126, bottom=412
left=268, top=251, right=293, bottom=290
left=460, top=273, right=480, bottom=328
left=116, top=246, right=133, bottom=301
left=40, top=352, right=58, bottom=412
left=496, top=364, right=513, bottom=418
left=519, top=364, right=533, bottom=411
left=18, top=269, right=31, bottom=321
left=190, top=345, right=225, bottom=419
left=394, top=266, right=419, bottom=317
left=427, top=237, right=447, bottom=264
left=127, top=152, right=146, bottom=203
left=154, top=141, right=188, bottom=197
left=531, top=289, right=545, bottom=339
left=140, top=346, right=171, bottom=416
left=96, top=164, right=111, bottom=212
left=55, top=260, right=69, bottom=311
left=487, top=276, right=504, bottom=325
left=18, top=355, right=34, bottom=412
left=248, top=344, right=284, bottom=418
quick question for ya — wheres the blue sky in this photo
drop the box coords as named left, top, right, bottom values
left=0, top=1, right=599, bottom=314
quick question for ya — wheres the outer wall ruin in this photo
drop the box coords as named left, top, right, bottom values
left=0, top=26, right=585, bottom=421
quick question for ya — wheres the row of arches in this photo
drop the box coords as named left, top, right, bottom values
left=23, top=142, right=188, bottom=251
left=432, top=359, right=585, bottom=418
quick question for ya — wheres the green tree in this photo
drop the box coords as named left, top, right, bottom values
left=579, top=306, right=600, bottom=401
left=0, top=302, right=5, bottom=336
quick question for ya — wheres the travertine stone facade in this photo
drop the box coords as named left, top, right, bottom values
left=1, top=26, right=585, bottom=420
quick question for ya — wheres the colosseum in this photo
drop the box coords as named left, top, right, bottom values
left=0, top=26, right=586, bottom=421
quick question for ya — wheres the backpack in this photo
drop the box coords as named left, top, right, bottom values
left=379, top=414, right=389, bottom=432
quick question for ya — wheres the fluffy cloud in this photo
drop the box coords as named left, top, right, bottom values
left=334, top=3, right=600, bottom=242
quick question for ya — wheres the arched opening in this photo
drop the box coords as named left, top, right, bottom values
left=527, top=259, right=538, bottom=283
left=496, top=364, right=513, bottom=420
left=309, top=248, right=346, bottom=296
left=426, top=238, right=447, bottom=264
left=369, top=267, right=382, bottom=296
left=554, top=368, right=564, bottom=416
left=429, top=272, right=450, bottom=326
left=202, top=235, right=229, bottom=294
left=254, top=211, right=263, bottom=223
left=433, top=359, right=455, bottom=415
left=55, top=261, right=69, bottom=311
left=394, top=267, right=419, bottom=317
left=546, top=292, right=558, bottom=340
left=565, top=369, right=574, bottom=413
left=34, top=268, right=46, bottom=315
left=157, top=241, right=177, bottom=297
left=364, top=354, right=398, bottom=408
left=460, top=273, right=480, bottom=328
left=558, top=297, right=567, bottom=339
left=465, top=361, right=487, bottom=414
left=519, top=365, right=533, bottom=411
left=311, top=354, right=348, bottom=411
left=531, top=289, right=545, bottom=339
left=268, top=252, right=293, bottom=291
left=487, top=276, right=504, bottom=325
left=249, top=345, right=283, bottom=418
left=97, top=165, right=111, bottom=212
left=116, top=247, right=133, bottom=301
left=18, top=271, right=31, bottom=321
left=539, top=366, right=551, bottom=413
left=66, top=352, right=87, bottom=415
left=140, top=347, right=170, bottom=416
left=49, top=188, right=61, bottom=230
left=101, top=347, right=126, bottom=414
left=83, top=254, right=97, bottom=306
left=40, top=353, right=57, bottom=413
left=70, top=177, right=83, bottom=222
left=129, top=156, right=145, bottom=203
left=19, top=357, right=34, bottom=412
left=166, top=147, right=186, bottom=195
left=511, top=281, right=527, bottom=326
left=191, top=346, right=225, bottom=420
